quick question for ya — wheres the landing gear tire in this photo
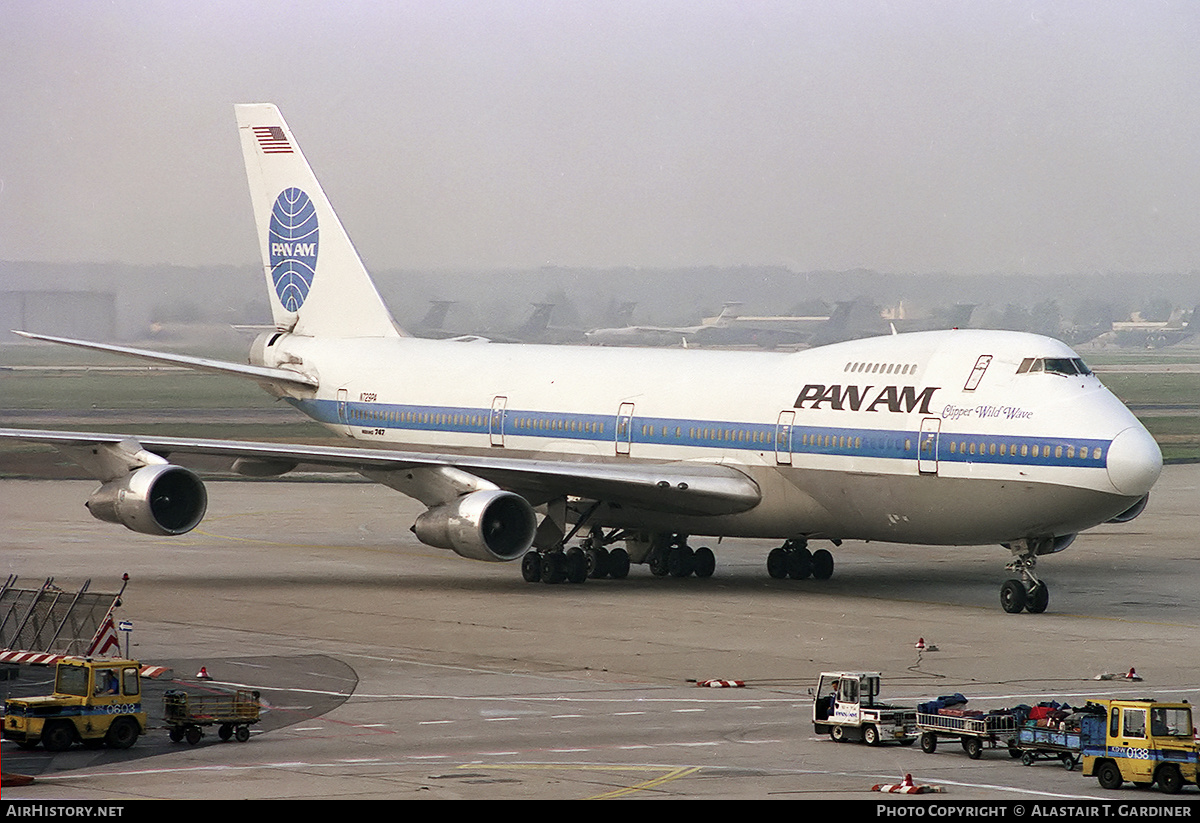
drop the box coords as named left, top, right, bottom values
left=693, top=546, right=716, bottom=578
left=521, top=551, right=542, bottom=583
left=1000, top=579, right=1028, bottom=614
left=667, top=546, right=695, bottom=578
left=767, top=547, right=788, bottom=579
left=649, top=551, right=669, bottom=577
left=608, top=548, right=631, bottom=579
left=540, top=551, right=566, bottom=584
left=585, top=546, right=610, bottom=579
left=786, top=547, right=812, bottom=580
left=1026, top=582, right=1050, bottom=614
left=564, top=547, right=589, bottom=583
left=811, top=549, right=834, bottom=580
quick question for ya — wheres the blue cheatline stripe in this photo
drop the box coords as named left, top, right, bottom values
left=289, top=398, right=1110, bottom=469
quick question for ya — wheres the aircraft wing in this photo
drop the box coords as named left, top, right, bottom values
left=0, top=428, right=762, bottom=518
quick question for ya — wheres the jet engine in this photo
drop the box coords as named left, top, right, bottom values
left=1038, top=533, right=1076, bottom=555
left=1106, top=494, right=1149, bottom=524
left=411, top=489, right=537, bottom=562
left=86, top=464, right=208, bottom=536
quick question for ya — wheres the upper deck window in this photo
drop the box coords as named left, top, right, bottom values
left=1016, top=357, right=1093, bottom=376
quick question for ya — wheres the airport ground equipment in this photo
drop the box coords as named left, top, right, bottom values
left=163, top=688, right=261, bottom=745
left=1015, top=721, right=1083, bottom=769
left=2, top=657, right=146, bottom=751
left=916, top=708, right=1021, bottom=759
left=812, top=672, right=918, bottom=745
left=1079, top=699, right=1198, bottom=794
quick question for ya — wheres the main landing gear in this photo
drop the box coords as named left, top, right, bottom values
left=766, top=538, right=835, bottom=581
left=521, top=530, right=713, bottom=584
left=647, top=535, right=716, bottom=579
left=999, top=541, right=1049, bottom=614
left=521, top=538, right=631, bottom=584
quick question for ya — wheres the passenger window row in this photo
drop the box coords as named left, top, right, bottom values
left=946, top=439, right=1103, bottom=460
left=844, top=361, right=919, bottom=376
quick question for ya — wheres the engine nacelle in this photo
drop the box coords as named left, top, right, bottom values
left=1106, top=494, right=1149, bottom=524
left=410, top=490, right=537, bottom=562
left=1037, top=533, right=1077, bottom=555
left=86, top=464, right=208, bottom=536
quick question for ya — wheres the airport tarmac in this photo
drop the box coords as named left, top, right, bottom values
left=1, top=466, right=1198, bottom=801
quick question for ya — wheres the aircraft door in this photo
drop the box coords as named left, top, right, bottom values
left=918, top=417, right=940, bottom=475
left=490, top=396, right=507, bottom=447
left=615, top=402, right=635, bottom=456
left=963, top=354, right=992, bottom=391
left=775, top=410, right=795, bottom=465
left=336, top=387, right=355, bottom=436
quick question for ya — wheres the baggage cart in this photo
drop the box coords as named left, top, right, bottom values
left=164, top=688, right=261, bottom=745
left=917, top=710, right=1020, bottom=759
left=1015, top=723, right=1082, bottom=769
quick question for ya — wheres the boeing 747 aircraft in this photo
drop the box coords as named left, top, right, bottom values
left=2, top=105, right=1163, bottom=614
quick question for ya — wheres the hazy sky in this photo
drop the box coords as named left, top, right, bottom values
left=1, top=1, right=1198, bottom=275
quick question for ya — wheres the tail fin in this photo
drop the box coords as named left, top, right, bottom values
left=235, top=104, right=401, bottom=338
left=707, top=302, right=743, bottom=327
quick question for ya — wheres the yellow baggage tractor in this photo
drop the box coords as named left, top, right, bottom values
left=3, top=657, right=147, bottom=751
left=1081, top=698, right=1198, bottom=794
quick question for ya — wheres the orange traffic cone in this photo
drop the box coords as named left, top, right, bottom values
left=196, top=666, right=212, bottom=680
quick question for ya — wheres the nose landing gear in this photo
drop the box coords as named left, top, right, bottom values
left=1000, top=542, right=1050, bottom=614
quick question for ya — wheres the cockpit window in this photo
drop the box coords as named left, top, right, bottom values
left=1017, top=357, right=1093, bottom=376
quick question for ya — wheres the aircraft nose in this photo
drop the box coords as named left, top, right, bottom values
left=1106, top=426, right=1162, bottom=496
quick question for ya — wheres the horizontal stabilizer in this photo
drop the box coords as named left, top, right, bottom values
left=11, top=331, right=319, bottom=388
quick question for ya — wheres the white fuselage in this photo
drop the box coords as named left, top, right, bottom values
left=256, top=327, right=1161, bottom=547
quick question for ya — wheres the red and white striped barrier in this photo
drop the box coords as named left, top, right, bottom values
left=0, top=651, right=64, bottom=666
left=0, top=651, right=172, bottom=679
left=695, top=679, right=745, bottom=688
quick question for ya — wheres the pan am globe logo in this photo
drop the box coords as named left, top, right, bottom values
left=268, top=188, right=319, bottom=312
